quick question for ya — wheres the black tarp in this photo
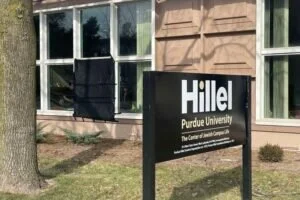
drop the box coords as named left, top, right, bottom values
left=74, top=58, right=116, bottom=121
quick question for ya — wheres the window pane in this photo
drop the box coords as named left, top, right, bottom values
left=118, top=1, right=151, bottom=56
left=34, top=15, right=40, bottom=60
left=48, top=11, right=73, bottom=59
left=49, top=65, right=74, bottom=110
left=119, top=62, right=151, bottom=113
left=265, top=0, right=300, bottom=48
left=264, top=55, right=300, bottom=119
left=81, top=6, right=110, bottom=57
left=36, top=66, right=40, bottom=110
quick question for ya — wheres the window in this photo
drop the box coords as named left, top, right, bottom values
left=36, top=66, right=41, bottom=110
left=116, top=1, right=152, bottom=115
left=34, top=15, right=40, bottom=60
left=264, top=56, right=300, bottom=119
left=49, top=65, right=74, bottom=111
left=119, top=62, right=151, bottom=113
left=258, top=0, right=300, bottom=122
left=34, top=0, right=153, bottom=117
left=118, top=1, right=151, bottom=56
left=34, top=15, right=41, bottom=110
left=48, top=11, right=73, bottom=59
left=264, top=0, right=300, bottom=48
left=81, top=6, right=110, bottom=57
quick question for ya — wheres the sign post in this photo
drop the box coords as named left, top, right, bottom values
left=143, top=72, right=252, bottom=200
left=143, top=74, right=156, bottom=200
left=243, top=77, right=252, bottom=200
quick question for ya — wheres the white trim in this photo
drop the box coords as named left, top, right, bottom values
left=40, top=13, right=47, bottom=62
left=151, top=0, right=155, bottom=71
left=116, top=55, right=152, bottom=62
left=260, top=0, right=265, bottom=121
left=34, top=8, right=73, bottom=14
left=262, top=47, right=300, bottom=56
left=114, top=61, right=120, bottom=114
left=256, top=0, right=263, bottom=121
left=115, top=113, right=142, bottom=120
left=73, top=8, right=81, bottom=59
left=256, top=119, right=300, bottom=127
left=45, top=59, right=74, bottom=65
left=257, top=55, right=264, bottom=120
left=36, top=111, right=143, bottom=120
left=59, top=1, right=110, bottom=10
left=111, top=3, right=119, bottom=114
left=46, top=65, right=51, bottom=110
left=255, top=0, right=262, bottom=121
left=37, top=110, right=74, bottom=116
left=110, top=3, right=116, bottom=58
left=261, top=0, right=265, bottom=53
left=113, top=3, right=119, bottom=58
left=40, top=13, right=48, bottom=112
left=76, top=56, right=112, bottom=60
left=112, top=0, right=143, bottom=4
left=72, top=1, right=110, bottom=9
left=33, top=0, right=144, bottom=13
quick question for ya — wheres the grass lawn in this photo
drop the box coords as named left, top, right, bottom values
left=1, top=139, right=300, bottom=200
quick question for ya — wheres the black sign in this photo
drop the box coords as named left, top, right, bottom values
left=143, top=71, right=249, bottom=163
left=143, top=71, right=252, bottom=200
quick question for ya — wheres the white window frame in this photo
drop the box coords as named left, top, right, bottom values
left=34, top=0, right=155, bottom=119
left=256, top=0, right=300, bottom=126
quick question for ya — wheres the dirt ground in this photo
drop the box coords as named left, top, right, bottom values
left=37, top=135, right=300, bottom=172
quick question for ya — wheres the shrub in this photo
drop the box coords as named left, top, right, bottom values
left=36, top=133, right=46, bottom=143
left=258, top=144, right=284, bottom=162
left=61, top=128, right=102, bottom=145
left=36, top=123, right=48, bottom=143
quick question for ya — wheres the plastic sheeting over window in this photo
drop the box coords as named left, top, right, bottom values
left=74, top=58, right=116, bottom=121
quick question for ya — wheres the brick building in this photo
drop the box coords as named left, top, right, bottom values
left=33, top=0, right=300, bottom=149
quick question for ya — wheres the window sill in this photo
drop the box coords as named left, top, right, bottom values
left=37, top=110, right=74, bottom=116
left=37, top=110, right=143, bottom=120
left=115, top=113, right=142, bottom=120
left=255, top=118, right=300, bottom=127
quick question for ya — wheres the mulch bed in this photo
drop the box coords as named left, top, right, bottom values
left=38, top=134, right=300, bottom=172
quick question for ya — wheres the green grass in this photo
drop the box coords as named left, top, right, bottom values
left=1, top=157, right=300, bottom=200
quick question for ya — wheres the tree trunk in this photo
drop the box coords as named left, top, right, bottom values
left=0, top=0, right=42, bottom=194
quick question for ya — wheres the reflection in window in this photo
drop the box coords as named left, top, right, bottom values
left=34, top=16, right=40, bottom=60
left=48, top=11, right=73, bottom=59
left=81, top=6, right=110, bottom=57
left=119, top=62, right=151, bottom=113
left=36, top=66, right=40, bottom=109
left=49, top=65, right=74, bottom=110
left=118, top=1, right=151, bottom=56
left=265, top=0, right=300, bottom=48
left=264, top=55, right=300, bottom=119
